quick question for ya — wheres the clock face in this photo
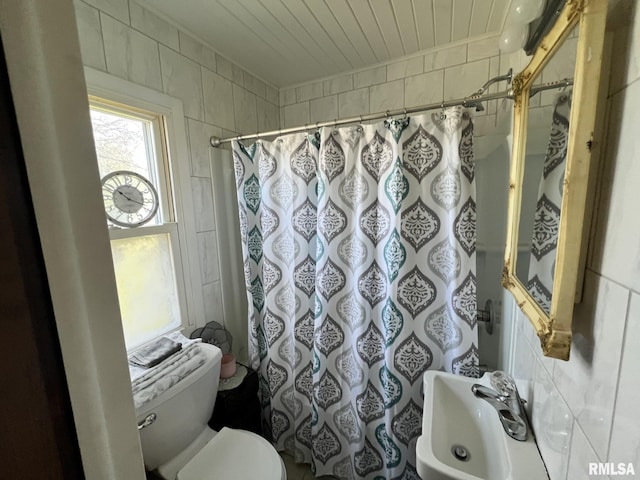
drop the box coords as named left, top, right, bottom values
left=101, top=171, right=159, bottom=227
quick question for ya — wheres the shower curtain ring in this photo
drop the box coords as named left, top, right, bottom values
left=385, top=110, right=390, bottom=119
left=440, top=102, right=447, bottom=120
left=402, top=108, right=408, bottom=120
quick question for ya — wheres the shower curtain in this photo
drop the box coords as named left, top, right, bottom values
left=233, top=109, right=477, bottom=479
left=527, top=93, right=571, bottom=313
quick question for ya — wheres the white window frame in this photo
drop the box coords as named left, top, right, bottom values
left=84, top=67, right=205, bottom=347
left=89, top=99, right=174, bottom=225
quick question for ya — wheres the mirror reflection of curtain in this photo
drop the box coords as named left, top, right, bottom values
left=232, top=109, right=477, bottom=479
left=527, top=93, right=571, bottom=313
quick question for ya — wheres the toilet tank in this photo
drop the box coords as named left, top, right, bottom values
left=135, top=343, right=222, bottom=470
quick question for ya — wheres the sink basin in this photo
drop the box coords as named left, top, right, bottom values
left=416, top=371, right=548, bottom=480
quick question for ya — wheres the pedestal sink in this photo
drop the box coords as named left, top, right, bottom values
left=416, top=371, right=548, bottom=480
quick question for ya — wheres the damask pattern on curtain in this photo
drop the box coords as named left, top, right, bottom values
left=527, top=93, right=571, bottom=313
left=233, top=109, right=477, bottom=480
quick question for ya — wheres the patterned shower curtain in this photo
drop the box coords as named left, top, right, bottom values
left=527, top=93, right=571, bottom=313
left=233, top=109, right=477, bottom=479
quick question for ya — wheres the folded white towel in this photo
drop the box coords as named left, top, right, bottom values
left=131, top=343, right=206, bottom=409
left=128, top=332, right=206, bottom=409
left=128, top=337, right=182, bottom=368
left=128, top=332, right=200, bottom=383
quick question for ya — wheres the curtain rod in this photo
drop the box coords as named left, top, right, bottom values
left=209, top=76, right=573, bottom=147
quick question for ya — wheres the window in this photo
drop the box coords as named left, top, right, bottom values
left=89, top=97, right=189, bottom=350
left=84, top=68, right=204, bottom=352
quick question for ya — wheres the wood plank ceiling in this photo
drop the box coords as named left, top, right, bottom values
left=137, top=0, right=510, bottom=87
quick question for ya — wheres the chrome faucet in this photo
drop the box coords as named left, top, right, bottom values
left=471, top=372, right=529, bottom=442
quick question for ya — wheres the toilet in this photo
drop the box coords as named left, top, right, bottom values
left=135, top=342, right=286, bottom=480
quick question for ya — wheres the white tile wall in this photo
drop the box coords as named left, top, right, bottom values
left=130, top=1, right=179, bottom=51
left=338, top=88, right=370, bottom=118
left=187, top=119, right=222, bottom=177
left=608, top=293, right=640, bottom=469
left=72, top=0, right=279, bottom=337
left=567, top=423, right=606, bottom=479
left=353, top=65, right=387, bottom=89
left=608, top=1, right=640, bottom=95
left=283, top=102, right=310, bottom=128
left=202, top=69, right=235, bottom=131
left=323, top=74, right=354, bottom=96
left=242, top=73, right=264, bottom=99
left=552, top=273, right=628, bottom=460
left=296, top=82, right=323, bottom=102
left=83, top=0, right=128, bottom=24
left=467, top=37, right=500, bottom=63
left=74, top=0, right=106, bottom=71
left=159, top=46, right=204, bottom=121
left=101, top=14, right=162, bottom=91
left=404, top=70, right=444, bottom=108
left=179, top=32, right=216, bottom=72
left=369, top=79, right=404, bottom=112
left=531, top=354, right=573, bottom=480
left=197, top=231, right=220, bottom=284
left=233, top=84, right=258, bottom=134
left=387, top=56, right=424, bottom=81
left=424, top=44, right=468, bottom=71
left=216, top=54, right=244, bottom=85
left=505, top=3, right=640, bottom=479
left=591, top=80, right=640, bottom=292
left=280, top=37, right=507, bottom=132
left=202, top=280, right=224, bottom=325
left=444, top=59, right=490, bottom=100
left=257, top=97, right=279, bottom=132
left=310, top=95, right=338, bottom=123
left=190, top=177, right=216, bottom=232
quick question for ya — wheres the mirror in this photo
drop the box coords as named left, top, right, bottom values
left=515, top=26, right=579, bottom=313
left=503, top=0, right=608, bottom=360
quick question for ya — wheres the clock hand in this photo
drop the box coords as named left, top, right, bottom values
left=116, top=190, right=144, bottom=206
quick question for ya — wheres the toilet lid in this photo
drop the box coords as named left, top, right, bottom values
left=177, top=428, right=283, bottom=480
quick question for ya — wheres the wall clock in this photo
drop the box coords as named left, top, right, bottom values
left=101, top=170, right=159, bottom=227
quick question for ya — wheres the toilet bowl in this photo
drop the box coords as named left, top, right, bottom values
left=134, top=341, right=285, bottom=480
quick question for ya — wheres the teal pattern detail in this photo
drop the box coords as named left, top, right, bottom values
left=383, top=229, right=406, bottom=283
left=375, top=424, right=402, bottom=468
left=382, top=298, right=404, bottom=347
left=384, top=117, right=410, bottom=143
left=238, top=141, right=257, bottom=161
left=384, top=157, right=409, bottom=213
left=248, top=226, right=263, bottom=264
left=313, top=293, right=323, bottom=319
left=315, top=238, right=325, bottom=262
left=244, top=174, right=261, bottom=214
left=317, top=175, right=326, bottom=201
left=256, top=325, right=268, bottom=361
left=251, top=276, right=264, bottom=311
left=379, top=365, right=403, bottom=409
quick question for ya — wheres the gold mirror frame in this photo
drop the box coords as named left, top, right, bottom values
left=502, top=0, right=608, bottom=360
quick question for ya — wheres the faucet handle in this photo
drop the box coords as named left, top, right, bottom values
left=489, top=371, right=517, bottom=397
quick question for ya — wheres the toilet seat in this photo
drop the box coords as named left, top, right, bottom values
left=177, top=428, right=285, bottom=480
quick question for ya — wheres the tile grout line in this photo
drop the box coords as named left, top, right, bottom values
left=604, top=288, right=633, bottom=462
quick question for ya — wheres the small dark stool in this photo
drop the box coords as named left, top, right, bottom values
left=209, top=365, right=262, bottom=436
